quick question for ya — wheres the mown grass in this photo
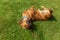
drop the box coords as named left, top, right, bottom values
left=0, top=0, right=60, bottom=40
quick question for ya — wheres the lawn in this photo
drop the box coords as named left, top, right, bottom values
left=0, top=0, right=60, bottom=40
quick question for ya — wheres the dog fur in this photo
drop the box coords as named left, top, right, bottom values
left=18, top=6, right=53, bottom=29
left=18, top=6, right=35, bottom=29
left=32, top=6, right=53, bottom=21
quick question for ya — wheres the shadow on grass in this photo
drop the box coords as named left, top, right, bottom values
left=28, top=23, right=37, bottom=32
left=48, top=16, right=57, bottom=21
left=28, top=16, right=57, bottom=32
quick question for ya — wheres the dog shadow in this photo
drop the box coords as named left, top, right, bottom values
left=48, top=16, right=57, bottom=21
left=28, top=16, right=57, bottom=32
left=28, top=23, right=37, bottom=32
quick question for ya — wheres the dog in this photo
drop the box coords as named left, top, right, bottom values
left=32, top=6, right=53, bottom=21
left=18, top=6, right=35, bottom=29
left=18, top=6, right=53, bottom=29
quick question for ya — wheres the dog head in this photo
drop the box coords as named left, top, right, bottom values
left=18, top=17, right=31, bottom=29
left=18, top=6, right=35, bottom=29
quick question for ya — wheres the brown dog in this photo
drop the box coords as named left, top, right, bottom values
left=18, top=6, right=53, bottom=29
left=32, top=6, right=53, bottom=21
left=18, top=6, right=35, bottom=29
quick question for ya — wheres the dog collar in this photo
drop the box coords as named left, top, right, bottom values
left=20, top=16, right=28, bottom=21
left=22, top=16, right=28, bottom=19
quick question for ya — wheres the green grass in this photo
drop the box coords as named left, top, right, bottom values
left=0, top=0, right=60, bottom=40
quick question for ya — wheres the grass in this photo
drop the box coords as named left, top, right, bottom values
left=0, top=0, right=60, bottom=40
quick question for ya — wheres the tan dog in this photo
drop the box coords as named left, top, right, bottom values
left=18, top=6, right=35, bottom=29
left=32, top=6, right=53, bottom=21
left=18, top=6, right=53, bottom=29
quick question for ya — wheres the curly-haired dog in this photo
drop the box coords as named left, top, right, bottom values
left=18, top=6, right=35, bottom=29
left=32, top=6, right=53, bottom=21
